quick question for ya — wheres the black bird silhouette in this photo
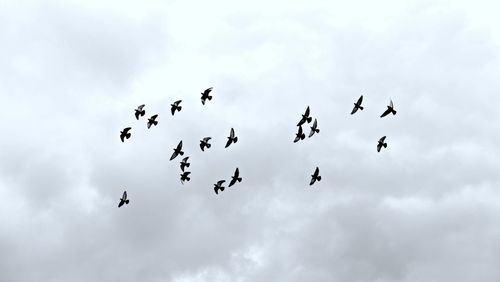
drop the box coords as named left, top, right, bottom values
left=180, top=171, right=191, bottom=184
left=229, top=168, right=242, bottom=187
left=200, top=137, right=212, bottom=151
left=120, top=127, right=132, bottom=142
left=147, top=114, right=158, bottom=128
left=377, top=136, right=387, bottom=152
left=310, top=167, right=321, bottom=186
left=225, top=128, right=238, bottom=148
left=135, top=104, right=146, bottom=120
left=380, top=100, right=397, bottom=118
left=180, top=157, right=190, bottom=172
left=351, top=95, right=364, bottom=114
left=214, top=180, right=226, bottom=194
left=118, top=191, right=130, bottom=208
left=308, top=118, right=320, bottom=138
left=171, top=100, right=182, bottom=115
left=201, top=87, right=213, bottom=105
left=170, top=141, right=184, bottom=160
left=294, top=126, right=306, bottom=143
left=297, top=106, right=312, bottom=126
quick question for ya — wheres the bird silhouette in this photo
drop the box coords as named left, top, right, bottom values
left=201, top=87, right=213, bottom=105
left=200, top=137, right=212, bottom=151
left=135, top=104, right=146, bottom=120
left=170, top=141, right=184, bottom=160
left=229, top=168, right=242, bottom=187
left=225, top=128, right=238, bottom=148
left=380, top=100, right=397, bottom=118
left=377, top=136, right=387, bottom=152
left=118, top=191, right=130, bottom=208
left=147, top=114, right=158, bottom=128
left=297, top=106, right=312, bottom=126
left=294, top=126, right=306, bottom=143
left=351, top=95, right=364, bottom=114
left=120, top=127, right=132, bottom=142
left=180, top=171, right=191, bottom=184
left=308, top=118, right=320, bottom=138
left=180, top=156, right=190, bottom=172
left=310, top=167, right=321, bottom=186
left=214, top=180, right=226, bottom=194
left=171, top=100, right=182, bottom=115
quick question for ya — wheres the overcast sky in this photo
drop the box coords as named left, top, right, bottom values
left=1, top=0, right=500, bottom=281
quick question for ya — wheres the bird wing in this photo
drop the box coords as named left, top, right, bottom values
left=230, top=128, right=235, bottom=138
left=182, top=157, right=189, bottom=163
left=137, top=104, right=145, bottom=111
left=151, top=114, right=158, bottom=120
left=380, top=108, right=391, bottom=117
left=225, top=138, right=232, bottom=148
left=170, top=106, right=175, bottom=115
left=203, top=137, right=211, bottom=142
left=122, top=191, right=127, bottom=200
left=135, top=111, right=140, bottom=119
left=358, top=95, right=363, bottom=104
left=234, top=168, right=239, bottom=177
left=204, top=87, right=213, bottom=94
left=305, top=106, right=310, bottom=116
left=177, top=141, right=183, bottom=150
left=147, top=121, right=152, bottom=128
left=175, top=100, right=182, bottom=105
left=308, top=128, right=315, bottom=138
left=118, top=200, right=124, bottom=208
left=380, top=136, right=386, bottom=142
left=229, top=178, right=236, bottom=187
left=124, top=127, right=131, bottom=133
left=170, top=151, right=178, bottom=160
left=120, top=134, right=125, bottom=142
left=350, top=106, right=358, bottom=115
left=390, top=100, right=393, bottom=108
left=377, top=143, right=382, bottom=152
left=297, top=126, right=303, bottom=135
left=217, top=180, right=226, bottom=186
left=312, top=119, right=317, bottom=129
left=314, top=167, right=319, bottom=177
left=309, top=177, right=316, bottom=185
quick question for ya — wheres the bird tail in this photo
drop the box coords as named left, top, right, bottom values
left=392, top=110, right=397, bottom=115
left=186, top=177, right=190, bottom=181
left=383, top=143, right=387, bottom=148
left=237, top=177, right=242, bottom=182
left=233, top=137, right=238, bottom=143
left=314, top=129, right=320, bottom=133
left=179, top=106, right=182, bottom=111
left=153, top=121, right=158, bottom=126
left=307, top=117, right=312, bottom=123
left=141, top=111, right=145, bottom=116
left=125, top=200, right=130, bottom=204
left=208, top=95, right=212, bottom=100
left=186, top=163, right=190, bottom=167
left=359, top=106, right=364, bottom=110
left=206, top=144, right=211, bottom=148
left=201, top=99, right=205, bottom=105
left=126, top=133, right=131, bottom=139
left=180, top=151, right=184, bottom=156
left=301, top=134, right=305, bottom=140
left=317, top=176, right=322, bottom=181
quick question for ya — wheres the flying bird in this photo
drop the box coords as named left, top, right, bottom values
left=180, top=157, right=190, bottom=172
left=377, top=136, right=387, bottom=152
left=310, top=167, right=321, bottom=186
left=180, top=171, right=191, bottom=184
left=308, top=118, right=320, bottom=138
left=297, top=106, right=312, bottom=126
left=201, top=87, right=213, bottom=105
left=200, top=137, right=212, bottom=151
left=380, top=100, right=397, bottom=118
left=351, top=95, right=364, bottom=114
left=294, top=126, right=306, bottom=143
left=214, top=180, right=226, bottom=194
left=120, top=127, right=132, bottom=142
left=147, top=114, right=158, bottom=128
left=135, top=104, right=146, bottom=120
left=225, top=128, right=238, bottom=148
left=229, top=168, right=242, bottom=187
left=118, top=191, right=130, bottom=208
left=170, top=140, right=184, bottom=160
left=171, top=100, right=182, bottom=115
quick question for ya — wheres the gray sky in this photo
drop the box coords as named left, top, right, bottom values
left=1, top=0, right=499, bottom=281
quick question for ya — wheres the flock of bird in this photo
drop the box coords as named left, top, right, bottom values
left=117, top=90, right=397, bottom=207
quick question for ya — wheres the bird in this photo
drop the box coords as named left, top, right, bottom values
left=170, top=141, right=184, bottom=160
left=225, top=128, right=238, bottom=148
left=228, top=168, right=242, bottom=187
left=377, top=136, right=387, bottom=152
left=147, top=114, right=158, bottom=128
left=180, top=171, right=191, bottom=184
left=171, top=100, right=182, bottom=115
left=120, top=127, right=132, bottom=142
left=180, top=157, right=190, bottom=172
left=351, top=95, right=364, bottom=114
left=135, top=104, right=146, bottom=120
left=214, top=180, right=226, bottom=194
left=201, top=87, right=213, bottom=105
left=294, top=126, right=306, bottom=143
left=310, top=167, right=321, bottom=186
left=118, top=191, right=130, bottom=208
left=309, top=118, right=320, bottom=138
left=297, top=106, right=312, bottom=126
left=380, top=99, right=397, bottom=118
left=200, top=137, right=212, bottom=151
